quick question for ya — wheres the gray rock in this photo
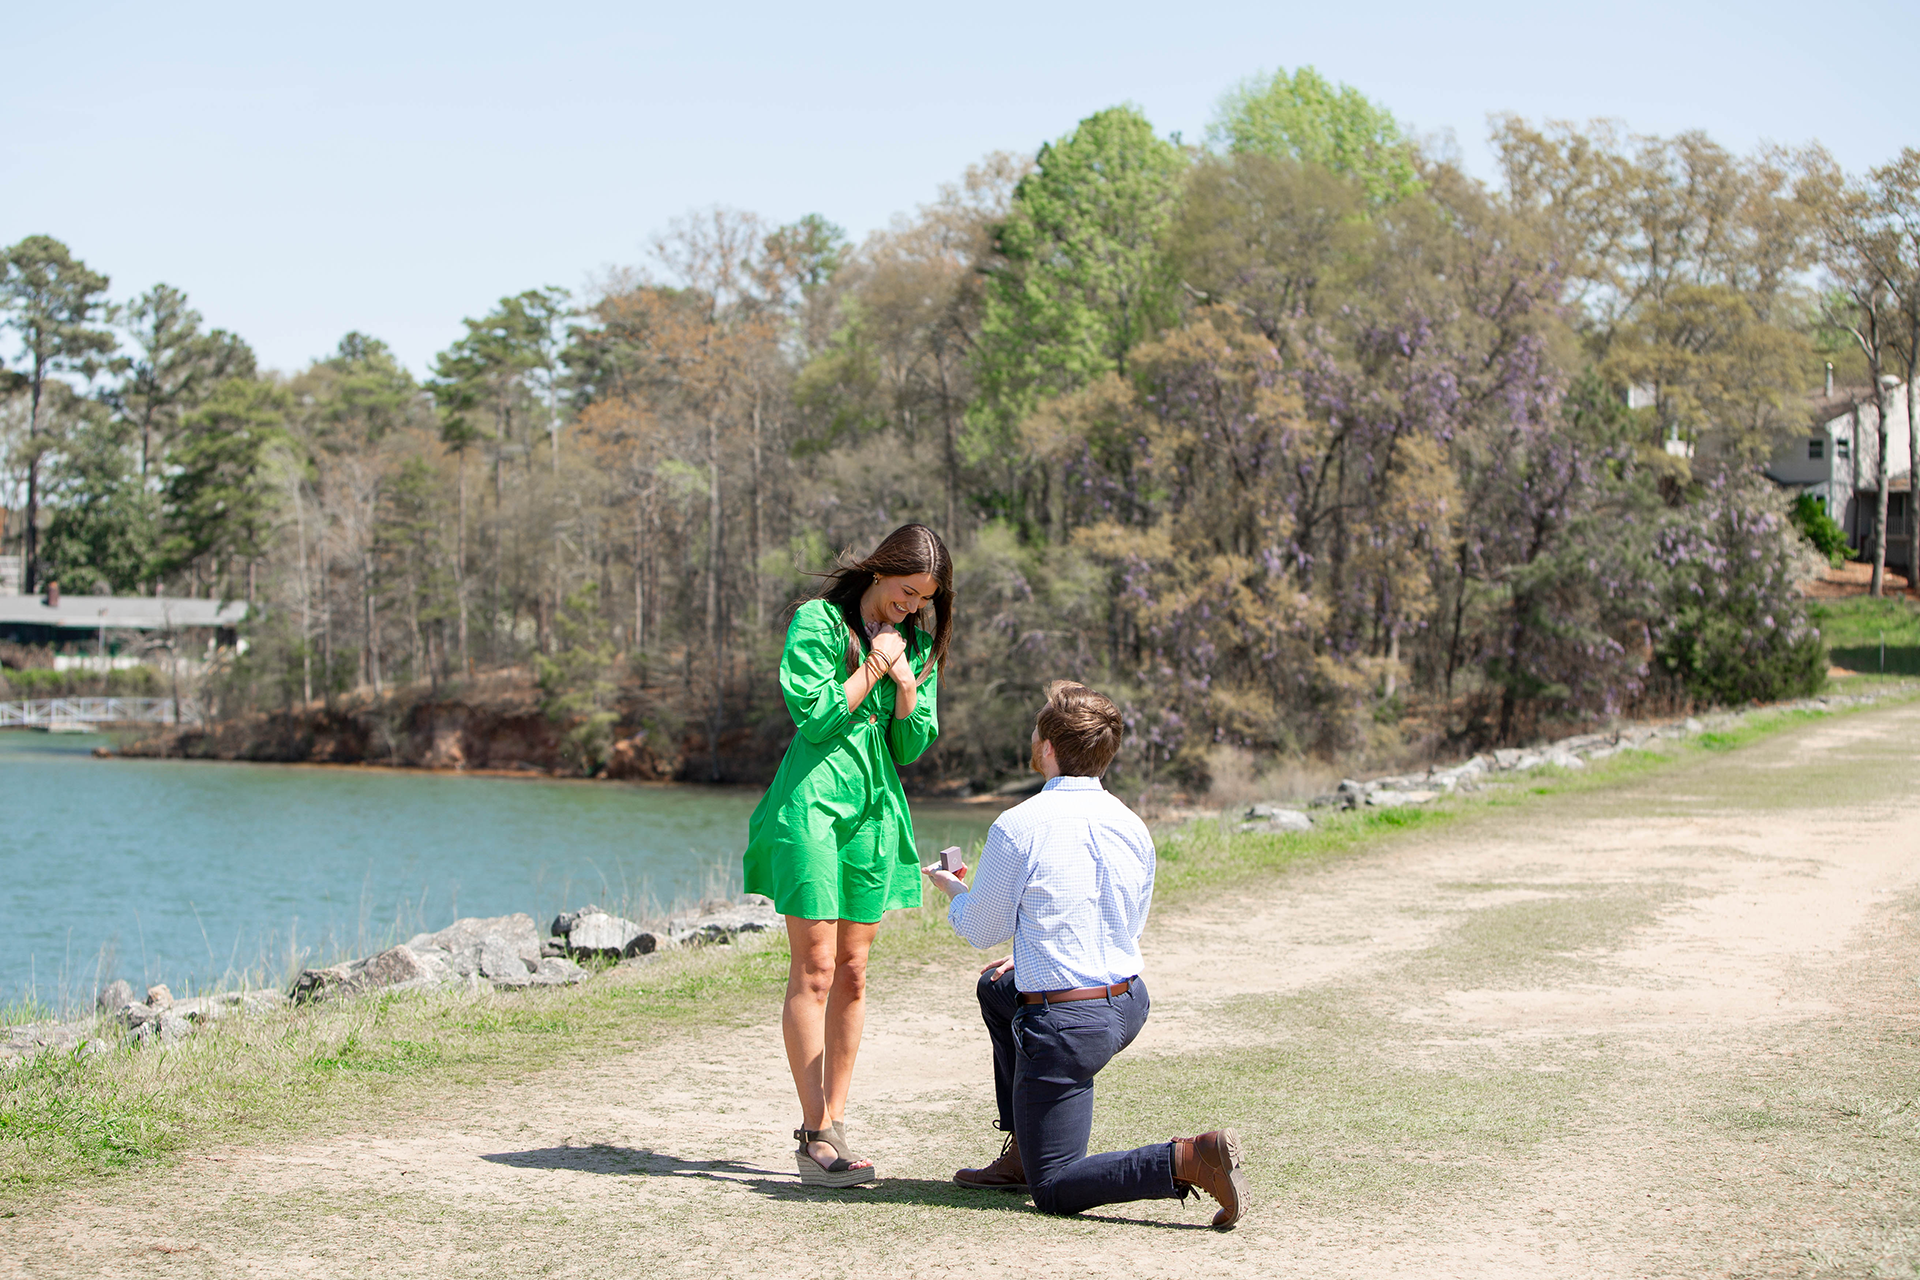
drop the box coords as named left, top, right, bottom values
left=119, top=1001, right=162, bottom=1030
left=1491, top=748, right=1524, bottom=769
left=549, top=904, right=603, bottom=937
left=406, top=913, right=543, bottom=977
left=665, top=899, right=782, bottom=948
left=1, top=1021, right=88, bottom=1060
left=527, top=957, right=589, bottom=986
left=1682, top=717, right=1704, bottom=734
left=479, top=937, right=533, bottom=985
left=1543, top=749, right=1585, bottom=771
left=1245, top=805, right=1314, bottom=831
left=145, top=984, right=174, bottom=1009
left=1367, top=789, right=1438, bottom=807
left=168, top=996, right=214, bottom=1022
left=291, top=943, right=444, bottom=1003
left=96, top=979, right=134, bottom=1012
left=289, top=965, right=351, bottom=1003
left=557, top=908, right=653, bottom=959
left=133, top=1010, right=193, bottom=1046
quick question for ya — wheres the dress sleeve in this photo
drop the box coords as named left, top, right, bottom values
left=782, top=603, right=855, bottom=744
left=889, top=647, right=939, bottom=766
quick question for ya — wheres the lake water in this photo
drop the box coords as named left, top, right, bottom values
left=0, top=731, right=1007, bottom=1009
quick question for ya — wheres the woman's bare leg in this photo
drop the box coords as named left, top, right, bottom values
left=781, top=916, right=871, bottom=1169
left=823, top=919, right=880, bottom=1129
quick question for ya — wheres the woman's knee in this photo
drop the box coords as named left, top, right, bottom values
left=789, top=952, right=837, bottom=1001
left=830, top=954, right=868, bottom=999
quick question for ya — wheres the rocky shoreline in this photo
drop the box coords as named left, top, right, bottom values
left=0, top=897, right=781, bottom=1064
left=1233, top=689, right=1906, bottom=832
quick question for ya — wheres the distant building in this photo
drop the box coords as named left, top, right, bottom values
left=0, top=589, right=247, bottom=666
left=1765, top=380, right=1913, bottom=574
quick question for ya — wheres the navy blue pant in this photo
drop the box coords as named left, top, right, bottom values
left=976, top=967, right=1180, bottom=1216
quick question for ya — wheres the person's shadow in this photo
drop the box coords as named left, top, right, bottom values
left=479, top=1145, right=1207, bottom=1227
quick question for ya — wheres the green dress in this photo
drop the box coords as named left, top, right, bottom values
left=743, top=599, right=940, bottom=923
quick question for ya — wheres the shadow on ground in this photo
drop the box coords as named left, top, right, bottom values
left=480, top=1145, right=1211, bottom=1228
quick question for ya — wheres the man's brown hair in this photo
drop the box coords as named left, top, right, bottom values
left=1035, top=680, right=1125, bottom=777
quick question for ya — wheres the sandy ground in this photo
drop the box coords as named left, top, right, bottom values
left=6, top=702, right=1920, bottom=1278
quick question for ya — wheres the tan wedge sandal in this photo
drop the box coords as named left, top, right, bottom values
left=794, top=1121, right=876, bottom=1188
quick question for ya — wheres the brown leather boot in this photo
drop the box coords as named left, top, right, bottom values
left=1173, top=1129, right=1247, bottom=1228
left=954, top=1131, right=1027, bottom=1191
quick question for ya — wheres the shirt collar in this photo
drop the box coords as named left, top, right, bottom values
left=1042, top=775, right=1105, bottom=793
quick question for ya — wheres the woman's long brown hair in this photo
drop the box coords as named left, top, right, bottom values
left=813, top=523, right=954, bottom=677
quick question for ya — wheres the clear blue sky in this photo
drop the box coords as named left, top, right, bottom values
left=6, top=0, right=1913, bottom=377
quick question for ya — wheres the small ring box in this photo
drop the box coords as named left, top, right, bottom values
left=938, top=845, right=964, bottom=873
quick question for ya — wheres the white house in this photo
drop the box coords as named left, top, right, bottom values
left=1765, top=378, right=1913, bottom=573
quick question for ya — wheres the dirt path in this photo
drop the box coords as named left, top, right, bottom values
left=7, top=703, right=1920, bottom=1278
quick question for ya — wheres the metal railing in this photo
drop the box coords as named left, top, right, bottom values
left=0, top=697, right=204, bottom=729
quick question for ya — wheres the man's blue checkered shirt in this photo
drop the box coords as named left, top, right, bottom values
left=946, top=774, right=1155, bottom=992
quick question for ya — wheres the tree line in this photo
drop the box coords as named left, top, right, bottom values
left=5, top=67, right=1918, bottom=788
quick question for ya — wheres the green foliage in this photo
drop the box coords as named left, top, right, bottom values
left=0, top=665, right=161, bottom=697
left=535, top=583, right=619, bottom=773
left=0, top=236, right=116, bottom=384
left=1163, top=150, right=1372, bottom=332
left=111, top=283, right=256, bottom=477
left=309, top=332, right=419, bottom=450
left=1207, top=66, right=1421, bottom=205
left=913, top=522, right=1111, bottom=785
left=761, top=213, right=849, bottom=295
left=1653, top=477, right=1827, bottom=705
left=430, top=290, right=569, bottom=458
left=1657, top=604, right=1826, bottom=704
left=158, top=377, right=290, bottom=583
left=1789, top=492, right=1848, bottom=564
left=2, top=234, right=118, bottom=591
left=973, top=106, right=1188, bottom=448
left=41, top=398, right=159, bottom=593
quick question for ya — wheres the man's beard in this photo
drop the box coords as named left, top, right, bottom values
left=1030, top=736, right=1045, bottom=774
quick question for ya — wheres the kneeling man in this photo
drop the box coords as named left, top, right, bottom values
left=923, top=681, right=1247, bottom=1228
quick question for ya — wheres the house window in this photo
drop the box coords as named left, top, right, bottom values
left=1809, top=438, right=1825, bottom=460
left=1837, top=437, right=1851, bottom=459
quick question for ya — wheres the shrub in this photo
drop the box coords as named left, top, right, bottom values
left=1788, top=493, right=1847, bottom=566
left=1653, top=476, right=1826, bottom=705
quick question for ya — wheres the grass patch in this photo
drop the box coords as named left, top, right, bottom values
left=1414, top=883, right=1685, bottom=987
left=0, top=938, right=789, bottom=1201
left=1096, top=993, right=1590, bottom=1205
left=1153, top=804, right=1456, bottom=904
left=1815, top=596, right=1920, bottom=675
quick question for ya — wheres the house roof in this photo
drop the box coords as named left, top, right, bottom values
left=1809, top=385, right=1876, bottom=425
left=0, top=594, right=247, bottom=630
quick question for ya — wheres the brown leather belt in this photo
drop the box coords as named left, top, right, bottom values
left=1019, top=979, right=1133, bottom=1005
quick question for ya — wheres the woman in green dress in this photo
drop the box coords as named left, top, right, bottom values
left=743, top=523, right=953, bottom=1188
